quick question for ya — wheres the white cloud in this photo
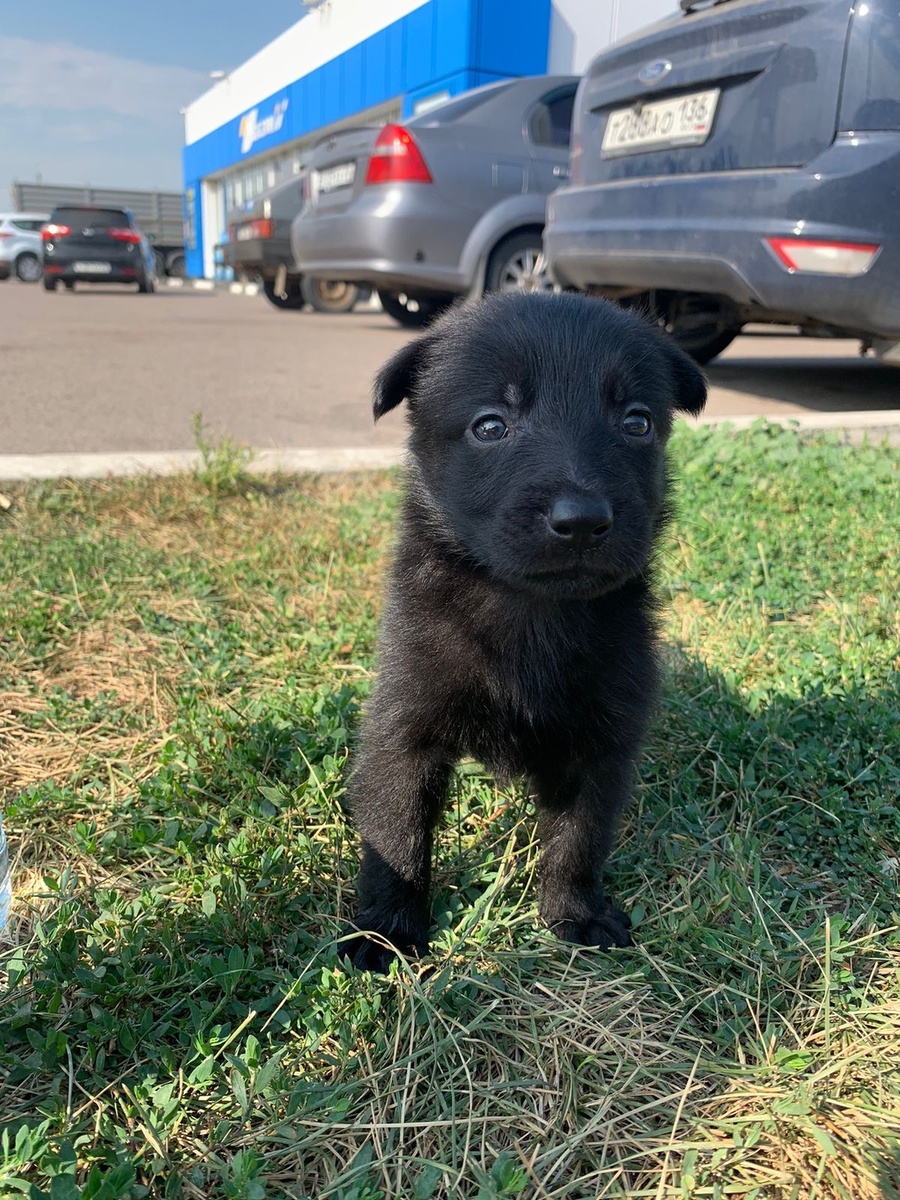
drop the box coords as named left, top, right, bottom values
left=0, top=35, right=208, bottom=123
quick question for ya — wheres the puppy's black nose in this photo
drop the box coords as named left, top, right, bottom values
left=547, top=495, right=614, bottom=550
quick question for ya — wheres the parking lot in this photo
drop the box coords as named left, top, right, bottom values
left=2, top=283, right=899, bottom=462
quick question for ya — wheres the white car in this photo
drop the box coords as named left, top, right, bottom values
left=0, top=212, right=49, bottom=283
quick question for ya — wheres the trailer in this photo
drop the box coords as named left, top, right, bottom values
left=10, top=182, right=186, bottom=277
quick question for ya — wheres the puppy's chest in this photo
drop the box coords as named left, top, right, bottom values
left=456, top=627, right=606, bottom=763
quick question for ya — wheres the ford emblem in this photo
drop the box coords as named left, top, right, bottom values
left=638, top=58, right=673, bottom=85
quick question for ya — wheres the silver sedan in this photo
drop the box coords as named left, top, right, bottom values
left=291, top=75, right=577, bottom=327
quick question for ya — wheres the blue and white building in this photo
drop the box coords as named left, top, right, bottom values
left=182, top=0, right=674, bottom=279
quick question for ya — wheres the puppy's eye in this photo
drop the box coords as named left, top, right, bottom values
left=471, top=415, right=509, bottom=443
left=622, top=410, right=653, bottom=438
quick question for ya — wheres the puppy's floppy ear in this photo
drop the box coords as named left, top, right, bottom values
left=372, top=333, right=437, bottom=422
left=661, top=338, right=708, bottom=416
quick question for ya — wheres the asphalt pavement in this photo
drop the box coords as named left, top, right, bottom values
left=2, top=283, right=899, bottom=470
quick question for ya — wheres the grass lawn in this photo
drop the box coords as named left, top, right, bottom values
left=0, top=422, right=898, bottom=1200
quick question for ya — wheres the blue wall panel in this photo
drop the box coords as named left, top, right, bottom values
left=386, top=21, right=405, bottom=99
left=402, top=2, right=436, bottom=91
left=341, top=43, right=365, bottom=117
left=363, top=30, right=391, bottom=109
left=319, top=59, right=342, bottom=127
left=434, top=0, right=472, bottom=79
left=475, top=0, right=551, bottom=78
left=183, top=175, right=203, bottom=278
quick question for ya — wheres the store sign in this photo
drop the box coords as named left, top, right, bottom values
left=239, top=98, right=289, bottom=154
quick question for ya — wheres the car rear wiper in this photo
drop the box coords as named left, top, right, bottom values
left=680, top=0, right=737, bottom=12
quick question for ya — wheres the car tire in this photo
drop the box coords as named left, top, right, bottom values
left=64, top=281, right=76, bottom=291
left=138, top=271, right=156, bottom=294
left=43, top=277, right=58, bottom=292
left=263, top=278, right=307, bottom=310
left=300, top=277, right=360, bottom=314
left=15, top=253, right=43, bottom=283
left=656, top=296, right=741, bottom=365
left=670, top=327, right=739, bottom=365
left=485, top=232, right=555, bottom=295
left=377, top=289, right=454, bottom=328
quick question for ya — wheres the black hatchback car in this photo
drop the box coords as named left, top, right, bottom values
left=544, top=0, right=900, bottom=364
left=41, top=206, right=157, bottom=293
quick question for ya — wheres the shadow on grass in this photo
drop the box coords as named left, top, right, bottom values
left=1, top=656, right=898, bottom=1197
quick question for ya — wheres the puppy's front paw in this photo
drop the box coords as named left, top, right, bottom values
left=341, top=919, right=429, bottom=974
left=548, top=905, right=633, bottom=951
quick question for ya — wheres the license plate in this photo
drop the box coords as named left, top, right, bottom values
left=235, top=226, right=255, bottom=241
left=315, top=162, right=356, bottom=194
left=601, top=88, right=720, bottom=158
left=73, top=261, right=112, bottom=273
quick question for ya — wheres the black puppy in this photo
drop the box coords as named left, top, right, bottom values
left=347, top=292, right=706, bottom=971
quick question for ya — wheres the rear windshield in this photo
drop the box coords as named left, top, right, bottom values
left=409, top=81, right=515, bottom=126
left=52, top=208, right=130, bottom=229
left=840, top=0, right=900, bottom=131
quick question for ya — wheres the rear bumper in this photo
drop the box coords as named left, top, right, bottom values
left=43, top=246, right=146, bottom=285
left=43, top=264, right=141, bottom=284
left=221, top=237, right=293, bottom=277
left=545, top=133, right=900, bottom=338
left=291, top=190, right=472, bottom=296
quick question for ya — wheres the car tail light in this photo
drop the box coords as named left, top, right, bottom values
left=0, top=232, right=12, bottom=240
left=244, top=219, right=274, bottom=239
left=42, top=223, right=71, bottom=241
left=44, top=264, right=63, bottom=274
left=108, top=228, right=142, bottom=243
left=766, top=237, right=881, bottom=276
left=365, top=125, right=433, bottom=185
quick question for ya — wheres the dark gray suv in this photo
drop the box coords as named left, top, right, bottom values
left=544, top=0, right=900, bottom=364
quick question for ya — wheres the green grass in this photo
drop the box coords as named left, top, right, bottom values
left=0, top=422, right=898, bottom=1200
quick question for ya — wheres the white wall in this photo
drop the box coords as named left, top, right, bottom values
left=184, top=0, right=429, bottom=146
left=548, top=0, right=677, bottom=75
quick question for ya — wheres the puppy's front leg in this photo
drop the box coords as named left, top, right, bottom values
left=534, top=755, right=636, bottom=951
left=348, top=743, right=449, bottom=972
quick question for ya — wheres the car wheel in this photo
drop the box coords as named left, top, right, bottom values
left=43, top=277, right=58, bottom=292
left=485, top=232, right=555, bottom=295
left=64, top=281, right=76, bottom=291
left=301, top=277, right=360, bottom=314
left=138, top=271, right=156, bottom=294
left=669, top=326, right=739, bottom=365
left=263, top=279, right=307, bottom=310
left=377, top=290, right=454, bottom=328
left=656, top=295, right=741, bottom=365
left=16, top=253, right=43, bottom=283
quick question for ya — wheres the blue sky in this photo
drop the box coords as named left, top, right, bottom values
left=0, top=1, right=303, bottom=203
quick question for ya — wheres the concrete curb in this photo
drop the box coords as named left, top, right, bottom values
left=1, top=412, right=897, bottom=482
left=693, top=409, right=900, bottom=432
left=0, top=447, right=406, bottom=482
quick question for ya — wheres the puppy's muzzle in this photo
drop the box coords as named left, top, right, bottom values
left=546, top=494, right=614, bottom=552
